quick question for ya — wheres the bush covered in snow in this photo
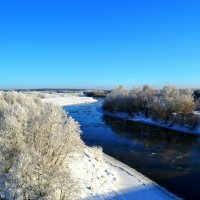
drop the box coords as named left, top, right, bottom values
left=0, top=91, right=85, bottom=200
left=89, top=146, right=103, bottom=163
left=103, top=85, right=200, bottom=130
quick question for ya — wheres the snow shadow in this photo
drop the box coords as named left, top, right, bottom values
left=82, top=184, right=179, bottom=200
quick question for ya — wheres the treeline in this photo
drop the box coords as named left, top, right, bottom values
left=103, top=85, right=200, bottom=130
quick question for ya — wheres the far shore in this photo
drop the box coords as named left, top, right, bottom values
left=103, top=111, right=200, bottom=136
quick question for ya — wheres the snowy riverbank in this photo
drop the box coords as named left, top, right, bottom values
left=42, top=92, right=97, bottom=106
left=69, top=148, right=180, bottom=200
left=40, top=92, right=180, bottom=199
left=103, top=111, right=200, bottom=136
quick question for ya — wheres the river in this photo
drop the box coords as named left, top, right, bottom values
left=63, top=99, right=200, bottom=200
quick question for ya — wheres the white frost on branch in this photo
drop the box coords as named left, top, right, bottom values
left=0, top=91, right=84, bottom=199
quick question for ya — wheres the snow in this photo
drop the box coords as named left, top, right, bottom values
left=41, top=92, right=97, bottom=106
left=103, top=111, right=200, bottom=136
left=69, top=148, right=180, bottom=200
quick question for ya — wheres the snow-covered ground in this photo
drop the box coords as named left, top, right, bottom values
left=104, top=111, right=200, bottom=136
left=69, top=149, right=180, bottom=200
left=38, top=92, right=180, bottom=199
left=41, top=92, right=97, bottom=106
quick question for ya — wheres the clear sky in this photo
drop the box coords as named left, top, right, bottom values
left=0, top=0, right=200, bottom=89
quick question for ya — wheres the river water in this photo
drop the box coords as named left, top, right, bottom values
left=63, top=99, right=200, bottom=200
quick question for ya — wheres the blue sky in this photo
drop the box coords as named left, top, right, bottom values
left=0, top=0, right=200, bottom=89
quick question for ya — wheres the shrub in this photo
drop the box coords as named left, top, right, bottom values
left=195, top=101, right=200, bottom=111
left=103, top=85, right=129, bottom=113
left=103, top=85, right=199, bottom=129
left=172, top=113, right=199, bottom=130
left=0, top=92, right=84, bottom=200
left=37, top=93, right=46, bottom=99
left=89, top=146, right=103, bottom=163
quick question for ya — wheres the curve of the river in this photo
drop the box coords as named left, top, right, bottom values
left=63, top=99, right=200, bottom=200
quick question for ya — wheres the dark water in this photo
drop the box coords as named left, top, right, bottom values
left=63, top=99, right=200, bottom=200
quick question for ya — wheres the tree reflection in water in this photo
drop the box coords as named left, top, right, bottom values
left=103, top=115, right=200, bottom=200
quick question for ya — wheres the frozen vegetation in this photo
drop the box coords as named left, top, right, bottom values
left=0, top=91, right=179, bottom=199
left=103, top=85, right=200, bottom=135
left=0, top=91, right=85, bottom=199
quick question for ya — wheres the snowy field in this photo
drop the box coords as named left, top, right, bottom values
left=39, top=92, right=180, bottom=200
left=103, top=111, right=200, bottom=136
left=38, top=92, right=97, bottom=106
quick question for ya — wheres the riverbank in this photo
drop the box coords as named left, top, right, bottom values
left=69, top=148, right=180, bottom=200
left=41, top=92, right=180, bottom=199
left=103, top=111, right=200, bottom=136
left=42, top=92, right=97, bottom=106
left=103, top=154, right=180, bottom=200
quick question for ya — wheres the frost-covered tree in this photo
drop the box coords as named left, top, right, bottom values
left=103, top=85, right=129, bottom=112
left=195, top=101, right=200, bottom=111
left=143, top=84, right=153, bottom=97
left=162, top=86, right=179, bottom=98
left=103, top=85, right=199, bottom=129
left=0, top=92, right=84, bottom=200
